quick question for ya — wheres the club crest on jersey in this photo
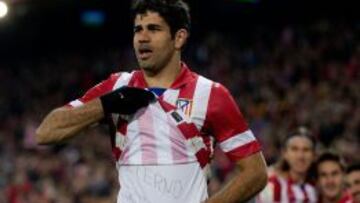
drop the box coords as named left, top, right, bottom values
left=176, top=99, right=193, bottom=117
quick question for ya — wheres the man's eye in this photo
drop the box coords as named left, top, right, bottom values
left=148, top=25, right=161, bottom=31
left=134, top=27, right=141, bottom=33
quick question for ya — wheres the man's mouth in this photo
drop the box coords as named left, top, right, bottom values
left=325, top=185, right=336, bottom=190
left=138, top=48, right=153, bottom=60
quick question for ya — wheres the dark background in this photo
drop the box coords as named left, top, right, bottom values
left=1, top=0, right=358, bottom=60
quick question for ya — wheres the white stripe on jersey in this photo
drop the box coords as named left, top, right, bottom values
left=115, top=132, right=127, bottom=151
left=219, top=130, right=256, bottom=152
left=292, top=184, right=305, bottom=201
left=278, top=176, right=289, bottom=203
left=305, top=184, right=317, bottom=202
left=124, top=102, right=196, bottom=165
left=69, top=100, right=83, bottom=107
left=151, top=104, right=174, bottom=164
left=121, top=118, right=142, bottom=165
left=257, top=181, right=275, bottom=203
left=257, top=173, right=318, bottom=203
left=113, top=72, right=133, bottom=90
left=191, top=76, right=213, bottom=130
left=163, top=89, right=180, bottom=106
left=138, top=107, right=158, bottom=164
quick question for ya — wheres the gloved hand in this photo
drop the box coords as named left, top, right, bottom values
left=100, top=86, right=155, bottom=115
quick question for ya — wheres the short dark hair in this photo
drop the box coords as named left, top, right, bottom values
left=315, top=151, right=346, bottom=178
left=346, top=163, right=360, bottom=174
left=131, top=0, right=191, bottom=37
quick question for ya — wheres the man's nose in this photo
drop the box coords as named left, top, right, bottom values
left=138, top=30, right=150, bottom=43
left=326, top=177, right=334, bottom=183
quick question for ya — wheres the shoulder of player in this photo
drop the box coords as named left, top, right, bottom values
left=209, top=81, right=233, bottom=99
left=107, top=71, right=135, bottom=88
left=108, top=71, right=133, bottom=80
left=89, top=71, right=132, bottom=93
left=193, top=74, right=230, bottom=94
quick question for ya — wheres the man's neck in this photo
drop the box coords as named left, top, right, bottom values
left=288, top=170, right=306, bottom=183
left=321, top=194, right=342, bottom=203
left=143, top=55, right=181, bottom=88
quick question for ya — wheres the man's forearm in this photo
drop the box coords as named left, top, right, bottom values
left=207, top=153, right=268, bottom=203
left=36, top=99, right=104, bottom=144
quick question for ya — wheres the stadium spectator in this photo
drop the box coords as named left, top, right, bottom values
left=257, top=126, right=318, bottom=202
left=315, top=152, right=351, bottom=203
left=345, top=163, right=360, bottom=203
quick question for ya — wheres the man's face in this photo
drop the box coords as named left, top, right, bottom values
left=133, top=11, right=176, bottom=74
left=346, top=171, right=360, bottom=203
left=283, top=136, right=314, bottom=175
left=317, top=161, right=344, bottom=200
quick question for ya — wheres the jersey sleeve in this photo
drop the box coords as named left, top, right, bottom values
left=67, top=72, right=122, bottom=108
left=205, top=83, right=261, bottom=161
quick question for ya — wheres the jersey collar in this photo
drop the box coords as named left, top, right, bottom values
left=131, top=62, right=197, bottom=89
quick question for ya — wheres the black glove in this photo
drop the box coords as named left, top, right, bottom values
left=100, top=86, right=155, bottom=115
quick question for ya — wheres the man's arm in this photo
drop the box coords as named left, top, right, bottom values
left=207, top=152, right=268, bottom=203
left=36, top=86, right=155, bottom=145
left=36, top=99, right=104, bottom=145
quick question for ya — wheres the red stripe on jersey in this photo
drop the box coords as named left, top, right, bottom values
left=196, top=148, right=211, bottom=168
left=176, top=73, right=198, bottom=98
left=287, top=178, right=295, bottom=203
left=112, top=117, right=128, bottom=161
left=167, top=116, right=189, bottom=163
left=158, top=98, right=176, bottom=112
left=171, top=63, right=198, bottom=89
left=224, top=140, right=261, bottom=161
left=177, top=123, right=199, bottom=139
left=204, top=83, right=249, bottom=143
left=117, top=117, right=128, bottom=135
left=157, top=98, right=210, bottom=169
left=264, top=173, right=317, bottom=203
left=128, top=71, right=147, bottom=88
left=269, top=175, right=282, bottom=202
left=112, top=148, right=122, bottom=160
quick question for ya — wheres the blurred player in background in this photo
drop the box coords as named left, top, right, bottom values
left=315, top=152, right=351, bottom=203
left=257, top=126, right=318, bottom=203
left=345, top=163, right=360, bottom=203
left=35, top=0, right=267, bottom=202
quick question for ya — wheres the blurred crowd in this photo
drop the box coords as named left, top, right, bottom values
left=0, top=20, right=359, bottom=202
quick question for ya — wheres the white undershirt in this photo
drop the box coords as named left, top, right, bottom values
left=117, top=162, right=208, bottom=203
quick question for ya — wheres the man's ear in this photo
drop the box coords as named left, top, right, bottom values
left=174, top=28, right=189, bottom=50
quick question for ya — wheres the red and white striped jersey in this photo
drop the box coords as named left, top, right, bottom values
left=256, top=173, right=318, bottom=203
left=68, top=62, right=261, bottom=166
left=68, top=63, right=261, bottom=202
